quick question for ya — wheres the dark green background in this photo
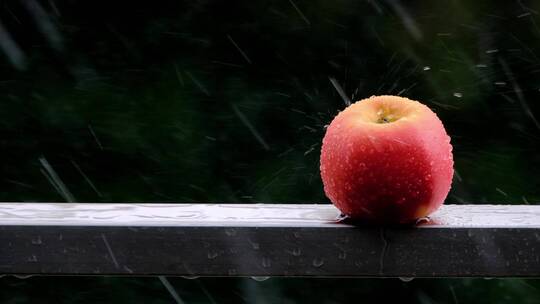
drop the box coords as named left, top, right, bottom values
left=0, top=0, right=539, bottom=303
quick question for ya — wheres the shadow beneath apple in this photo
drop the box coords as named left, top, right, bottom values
left=334, top=213, right=438, bottom=228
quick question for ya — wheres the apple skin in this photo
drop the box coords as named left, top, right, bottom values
left=320, top=95, right=453, bottom=224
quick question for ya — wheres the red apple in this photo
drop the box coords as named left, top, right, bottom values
left=320, top=95, right=453, bottom=224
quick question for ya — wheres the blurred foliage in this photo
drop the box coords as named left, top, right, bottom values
left=0, top=276, right=539, bottom=304
left=0, top=0, right=539, bottom=303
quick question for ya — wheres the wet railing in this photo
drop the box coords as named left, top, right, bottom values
left=0, top=203, right=538, bottom=277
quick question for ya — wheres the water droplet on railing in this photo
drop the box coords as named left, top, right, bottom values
left=415, top=217, right=430, bottom=225
left=336, top=213, right=349, bottom=222
left=251, top=276, right=270, bottom=282
left=399, top=277, right=414, bottom=282
left=225, top=228, right=237, bottom=237
left=181, top=276, right=200, bottom=280
left=13, top=275, right=33, bottom=279
left=262, top=257, right=271, bottom=268
left=312, top=258, right=325, bottom=268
